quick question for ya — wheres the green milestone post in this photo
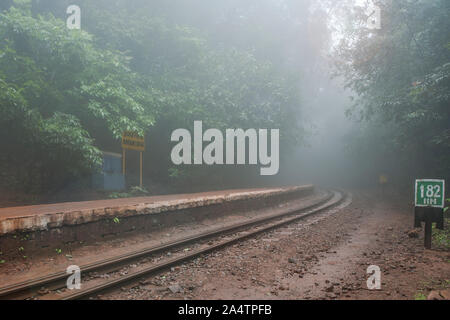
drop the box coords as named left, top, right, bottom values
left=414, top=179, right=445, bottom=249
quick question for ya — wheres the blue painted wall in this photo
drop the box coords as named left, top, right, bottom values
left=92, top=152, right=125, bottom=190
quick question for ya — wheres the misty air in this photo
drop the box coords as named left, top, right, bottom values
left=0, top=0, right=448, bottom=306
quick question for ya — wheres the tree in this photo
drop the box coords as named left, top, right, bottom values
left=333, top=0, right=450, bottom=182
left=0, top=1, right=156, bottom=191
left=0, top=0, right=305, bottom=193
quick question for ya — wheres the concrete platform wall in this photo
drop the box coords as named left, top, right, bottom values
left=0, top=186, right=313, bottom=258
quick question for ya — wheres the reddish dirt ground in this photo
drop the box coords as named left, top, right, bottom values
left=1, top=190, right=448, bottom=300
left=104, top=191, right=449, bottom=300
left=0, top=191, right=323, bottom=287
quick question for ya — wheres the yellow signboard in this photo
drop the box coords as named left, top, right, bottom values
left=122, top=131, right=145, bottom=151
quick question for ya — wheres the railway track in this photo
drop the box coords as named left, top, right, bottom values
left=0, top=190, right=348, bottom=300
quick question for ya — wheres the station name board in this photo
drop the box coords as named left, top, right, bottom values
left=122, top=131, right=145, bottom=151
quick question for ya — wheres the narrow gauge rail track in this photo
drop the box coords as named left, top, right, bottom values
left=0, top=190, right=347, bottom=300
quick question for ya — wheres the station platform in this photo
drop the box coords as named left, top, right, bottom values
left=0, top=186, right=313, bottom=236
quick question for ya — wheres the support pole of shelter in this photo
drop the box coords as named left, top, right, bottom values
left=140, top=151, right=143, bottom=188
left=122, top=149, right=126, bottom=175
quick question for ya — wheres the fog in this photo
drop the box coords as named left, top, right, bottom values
left=0, top=0, right=448, bottom=204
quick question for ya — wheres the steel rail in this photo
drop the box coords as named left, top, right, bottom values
left=62, top=191, right=345, bottom=300
left=0, top=191, right=339, bottom=300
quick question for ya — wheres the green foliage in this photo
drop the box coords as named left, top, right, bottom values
left=108, top=186, right=149, bottom=199
left=0, top=0, right=304, bottom=193
left=335, top=0, right=450, bottom=181
left=432, top=218, right=450, bottom=249
left=414, top=292, right=427, bottom=300
left=0, top=2, right=156, bottom=192
left=80, top=2, right=301, bottom=144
